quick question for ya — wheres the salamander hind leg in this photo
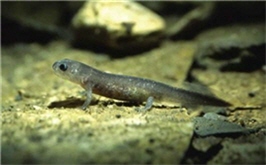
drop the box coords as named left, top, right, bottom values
left=135, top=96, right=154, bottom=112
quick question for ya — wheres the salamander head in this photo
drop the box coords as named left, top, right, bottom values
left=52, top=59, right=86, bottom=85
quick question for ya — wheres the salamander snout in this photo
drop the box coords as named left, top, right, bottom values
left=52, top=61, right=58, bottom=70
left=52, top=59, right=83, bottom=84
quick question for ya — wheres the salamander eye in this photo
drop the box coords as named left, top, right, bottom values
left=59, top=63, right=68, bottom=71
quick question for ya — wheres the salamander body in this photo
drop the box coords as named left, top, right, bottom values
left=52, top=59, right=231, bottom=110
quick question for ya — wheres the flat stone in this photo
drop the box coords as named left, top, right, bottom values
left=193, top=116, right=255, bottom=137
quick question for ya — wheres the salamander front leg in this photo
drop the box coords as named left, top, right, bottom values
left=135, top=96, right=154, bottom=112
left=81, top=88, right=92, bottom=110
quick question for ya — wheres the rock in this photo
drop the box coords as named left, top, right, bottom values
left=72, top=0, right=165, bottom=52
left=195, top=23, right=265, bottom=72
left=209, top=135, right=265, bottom=164
left=193, top=115, right=256, bottom=137
left=165, top=2, right=215, bottom=39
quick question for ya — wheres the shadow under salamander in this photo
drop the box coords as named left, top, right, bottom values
left=47, top=98, right=179, bottom=110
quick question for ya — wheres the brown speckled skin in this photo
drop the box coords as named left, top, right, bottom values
left=53, top=59, right=231, bottom=109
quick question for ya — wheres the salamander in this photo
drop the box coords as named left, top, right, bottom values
left=52, top=59, right=231, bottom=111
